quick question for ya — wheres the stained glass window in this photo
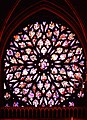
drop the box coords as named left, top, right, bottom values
left=3, top=21, right=86, bottom=107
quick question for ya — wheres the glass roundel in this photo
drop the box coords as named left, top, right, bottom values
left=4, top=21, right=85, bottom=107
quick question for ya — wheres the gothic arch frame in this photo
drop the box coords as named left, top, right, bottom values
left=0, top=0, right=87, bottom=112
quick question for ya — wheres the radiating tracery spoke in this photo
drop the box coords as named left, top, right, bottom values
left=4, top=21, right=85, bottom=107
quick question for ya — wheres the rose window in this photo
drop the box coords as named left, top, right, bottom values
left=3, top=21, right=85, bottom=107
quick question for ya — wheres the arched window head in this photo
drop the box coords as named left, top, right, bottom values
left=3, top=21, right=86, bottom=107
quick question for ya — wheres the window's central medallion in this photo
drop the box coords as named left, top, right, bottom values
left=39, top=59, right=49, bottom=71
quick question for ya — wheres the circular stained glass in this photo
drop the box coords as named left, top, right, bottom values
left=3, top=21, right=86, bottom=107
